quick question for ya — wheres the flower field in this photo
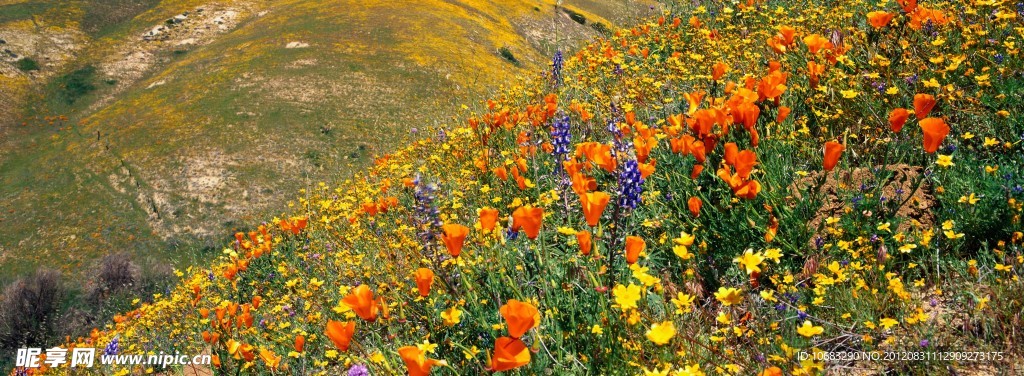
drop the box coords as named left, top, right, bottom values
left=32, top=0, right=1024, bottom=374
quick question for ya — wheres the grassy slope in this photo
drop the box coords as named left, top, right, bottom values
left=0, top=0, right=654, bottom=282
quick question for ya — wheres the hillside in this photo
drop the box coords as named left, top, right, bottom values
left=0, top=0, right=654, bottom=281
left=23, top=0, right=1022, bottom=374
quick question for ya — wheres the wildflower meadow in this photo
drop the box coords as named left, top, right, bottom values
left=23, top=0, right=1024, bottom=374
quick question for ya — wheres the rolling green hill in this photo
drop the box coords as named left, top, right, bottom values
left=0, top=0, right=654, bottom=282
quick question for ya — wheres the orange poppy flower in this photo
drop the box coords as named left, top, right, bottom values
left=478, top=207, right=499, bottom=231
left=803, top=33, right=831, bottom=55
left=734, top=179, right=762, bottom=200
left=735, top=150, right=757, bottom=180
left=294, top=335, right=305, bottom=353
left=590, top=144, right=617, bottom=172
left=913, top=94, right=936, bottom=119
left=634, top=136, right=656, bottom=163
left=278, top=216, right=308, bottom=235
left=689, top=15, right=702, bottom=28
left=759, top=366, right=784, bottom=376
left=897, top=0, right=917, bottom=13
left=342, top=284, right=379, bottom=321
left=489, top=337, right=531, bottom=372
left=867, top=11, right=895, bottom=29
left=807, top=61, right=825, bottom=88
left=777, top=25, right=798, bottom=45
left=361, top=201, right=379, bottom=216
left=776, top=106, right=791, bottom=123
left=624, top=236, right=646, bottom=264
left=512, top=205, right=544, bottom=239
left=441, top=223, right=470, bottom=257
left=889, top=108, right=910, bottom=132
left=234, top=343, right=256, bottom=362
left=325, top=320, right=356, bottom=351
left=724, top=142, right=738, bottom=165
left=823, top=141, right=845, bottom=171
left=579, top=191, right=611, bottom=227
left=765, top=216, right=779, bottom=243
left=398, top=346, right=445, bottom=376
left=919, top=117, right=950, bottom=153
left=259, top=349, right=281, bottom=369
left=493, top=166, right=509, bottom=180
left=734, top=101, right=760, bottom=131
left=571, top=173, right=597, bottom=195
left=638, top=161, right=656, bottom=179
left=690, top=164, right=704, bottom=179
left=562, top=159, right=582, bottom=176
left=689, top=138, right=707, bottom=163
left=757, top=71, right=788, bottom=101
left=576, top=230, right=593, bottom=256
left=413, top=268, right=434, bottom=297
left=500, top=299, right=540, bottom=338
left=202, top=331, right=220, bottom=344
left=688, top=197, right=702, bottom=217
left=767, top=35, right=787, bottom=54
left=908, top=6, right=949, bottom=30
left=712, top=62, right=729, bottom=81
left=575, top=142, right=607, bottom=169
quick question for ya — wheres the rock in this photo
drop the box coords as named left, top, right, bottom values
left=173, top=14, right=188, bottom=23
left=286, top=41, right=309, bottom=49
left=177, top=38, right=196, bottom=46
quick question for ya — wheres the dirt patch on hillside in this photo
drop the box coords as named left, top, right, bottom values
left=94, top=2, right=262, bottom=109
left=789, top=164, right=936, bottom=245
left=0, top=21, right=86, bottom=127
left=0, top=21, right=84, bottom=77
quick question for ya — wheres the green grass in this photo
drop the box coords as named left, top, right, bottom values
left=0, top=2, right=53, bottom=24
left=15, top=57, right=39, bottom=71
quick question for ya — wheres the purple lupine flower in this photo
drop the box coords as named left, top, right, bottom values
left=551, top=114, right=571, bottom=162
left=104, top=337, right=120, bottom=356
left=412, top=176, right=443, bottom=254
left=617, top=159, right=644, bottom=209
left=348, top=364, right=370, bottom=376
left=551, top=51, right=564, bottom=87
left=505, top=227, right=519, bottom=241
left=906, top=74, right=919, bottom=85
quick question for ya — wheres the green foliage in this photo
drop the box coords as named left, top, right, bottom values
left=562, top=7, right=587, bottom=25
left=498, top=46, right=519, bottom=65
left=54, top=66, right=98, bottom=105
left=590, top=21, right=611, bottom=36
left=16, top=57, right=40, bottom=72
left=0, top=2, right=53, bottom=24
